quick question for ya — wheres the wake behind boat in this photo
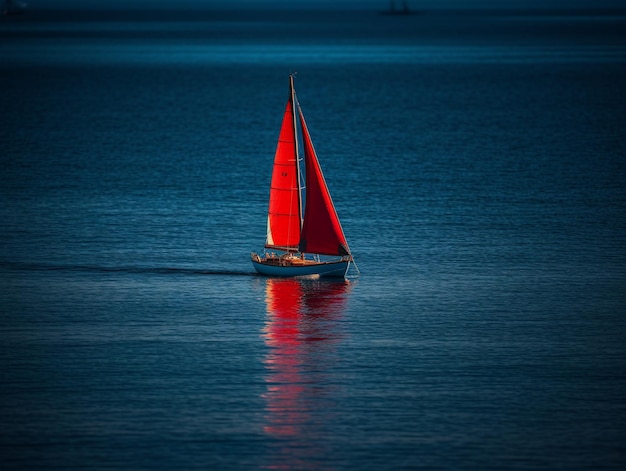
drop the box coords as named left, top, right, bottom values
left=251, top=75, right=358, bottom=278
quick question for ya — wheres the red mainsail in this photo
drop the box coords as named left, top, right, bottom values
left=298, top=109, right=350, bottom=257
left=265, top=85, right=301, bottom=251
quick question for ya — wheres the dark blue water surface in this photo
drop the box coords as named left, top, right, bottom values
left=1, top=8, right=626, bottom=470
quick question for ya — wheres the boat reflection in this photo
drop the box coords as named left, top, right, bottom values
left=261, top=277, right=351, bottom=466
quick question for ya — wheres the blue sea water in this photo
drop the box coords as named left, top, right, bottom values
left=1, top=7, right=626, bottom=470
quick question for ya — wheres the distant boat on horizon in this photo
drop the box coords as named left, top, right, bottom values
left=380, top=0, right=413, bottom=16
left=251, top=75, right=358, bottom=279
left=2, top=0, right=27, bottom=16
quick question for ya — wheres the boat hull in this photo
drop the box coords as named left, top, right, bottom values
left=252, top=259, right=349, bottom=278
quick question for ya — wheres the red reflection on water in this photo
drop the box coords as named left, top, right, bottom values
left=263, top=278, right=306, bottom=437
left=262, top=278, right=350, bottom=441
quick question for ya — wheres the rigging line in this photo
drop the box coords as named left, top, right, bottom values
left=350, top=258, right=361, bottom=277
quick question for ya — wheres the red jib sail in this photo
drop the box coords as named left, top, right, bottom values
left=298, top=108, right=350, bottom=257
left=265, top=87, right=301, bottom=252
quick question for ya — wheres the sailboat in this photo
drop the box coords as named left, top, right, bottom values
left=251, top=75, right=357, bottom=278
left=380, top=0, right=412, bottom=15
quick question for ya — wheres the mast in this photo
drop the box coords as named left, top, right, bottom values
left=290, top=74, right=304, bottom=232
